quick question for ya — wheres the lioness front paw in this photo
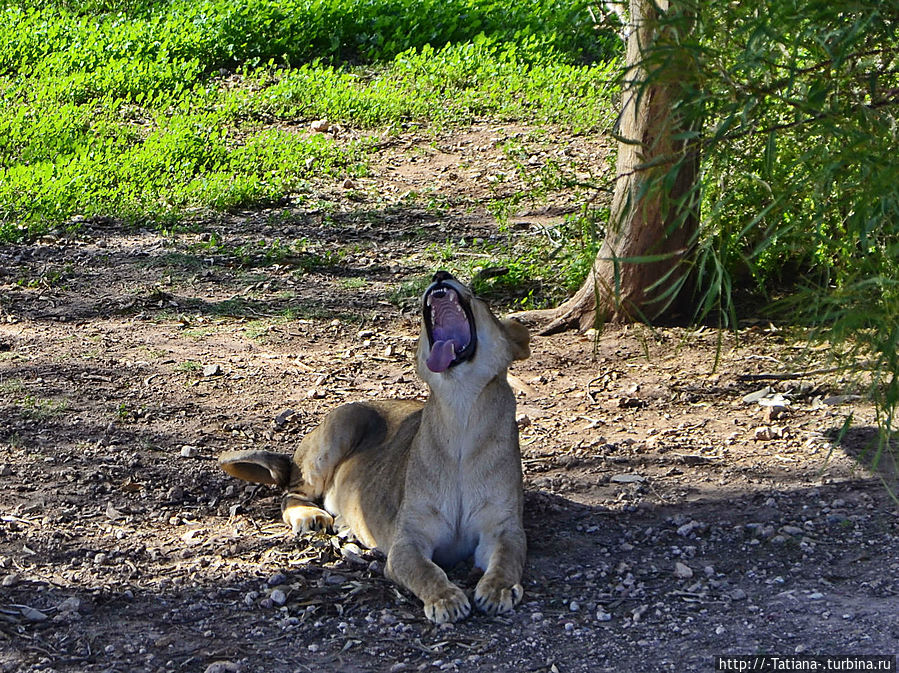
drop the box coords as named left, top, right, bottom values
left=474, top=577, right=523, bottom=616
left=424, top=586, right=471, bottom=624
left=282, top=504, right=334, bottom=534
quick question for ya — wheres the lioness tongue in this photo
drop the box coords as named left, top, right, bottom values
left=426, top=340, right=456, bottom=373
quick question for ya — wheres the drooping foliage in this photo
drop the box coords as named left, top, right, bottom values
left=637, top=0, right=898, bottom=455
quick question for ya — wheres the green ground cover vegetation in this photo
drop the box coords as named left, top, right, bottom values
left=0, top=0, right=619, bottom=238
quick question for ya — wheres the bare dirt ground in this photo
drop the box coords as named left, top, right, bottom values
left=1, top=124, right=898, bottom=673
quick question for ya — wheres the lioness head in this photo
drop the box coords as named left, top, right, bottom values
left=417, top=271, right=530, bottom=380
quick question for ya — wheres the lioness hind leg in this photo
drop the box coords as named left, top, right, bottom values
left=473, top=531, right=526, bottom=616
left=282, top=494, right=334, bottom=533
left=294, top=403, right=388, bottom=496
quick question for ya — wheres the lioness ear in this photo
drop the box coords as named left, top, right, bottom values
left=219, top=450, right=292, bottom=488
left=501, top=318, right=530, bottom=361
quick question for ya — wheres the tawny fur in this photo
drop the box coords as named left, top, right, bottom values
left=219, top=275, right=530, bottom=623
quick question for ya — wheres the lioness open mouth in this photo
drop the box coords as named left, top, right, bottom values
left=423, top=272, right=477, bottom=373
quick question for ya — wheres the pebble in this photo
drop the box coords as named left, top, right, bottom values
left=180, top=445, right=199, bottom=458
left=673, top=562, right=693, bottom=579
left=21, top=606, right=49, bottom=622
left=202, top=364, right=222, bottom=377
left=270, top=589, right=287, bottom=606
left=729, top=588, right=748, bottom=601
left=56, top=597, right=82, bottom=613
left=569, top=601, right=580, bottom=612
left=203, top=662, right=241, bottom=673
left=596, top=610, right=612, bottom=622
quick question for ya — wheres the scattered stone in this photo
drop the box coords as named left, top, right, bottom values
left=729, top=588, right=748, bottom=601
left=822, top=395, right=862, bottom=406
left=310, top=119, right=330, bottom=133
left=180, top=445, right=199, bottom=458
left=677, top=521, right=702, bottom=537
left=202, top=364, right=222, bottom=377
left=808, top=592, right=825, bottom=600
left=341, top=543, right=366, bottom=565
left=21, top=606, right=48, bottom=622
left=673, top=562, right=694, bottom=579
left=753, top=426, right=785, bottom=441
left=270, top=589, right=287, bottom=606
left=105, top=502, right=125, bottom=520
left=611, top=473, right=645, bottom=484
left=596, top=609, right=612, bottom=622
left=742, top=387, right=773, bottom=404
left=764, top=405, right=788, bottom=422
left=274, top=409, right=296, bottom=428
left=204, top=662, right=242, bottom=673
left=342, top=178, right=356, bottom=190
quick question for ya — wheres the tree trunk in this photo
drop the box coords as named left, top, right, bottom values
left=521, top=0, right=699, bottom=333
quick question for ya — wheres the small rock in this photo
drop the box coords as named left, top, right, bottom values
left=742, top=387, right=773, bottom=404
left=270, top=589, right=287, bottom=606
left=310, top=119, right=330, bottom=133
left=342, top=178, right=356, bottom=190
left=21, top=606, right=48, bottom=622
left=531, top=612, right=544, bottom=622
left=57, top=597, right=82, bottom=613
left=753, top=425, right=784, bottom=441
left=180, top=445, right=199, bottom=458
left=765, top=405, right=788, bottom=422
left=823, top=394, right=861, bottom=406
left=202, top=364, right=222, bottom=377
left=204, top=662, right=242, bottom=673
left=273, top=409, right=295, bottom=428
left=729, top=588, right=747, bottom=601
left=1, top=574, right=19, bottom=587
left=569, top=601, right=580, bottom=612
left=782, top=525, right=804, bottom=536
left=673, top=562, right=694, bottom=579
left=610, top=473, right=645, bottom=484
left=306, top=388, right=325, bottom=399
left=677, top=521, right=701, bottom=537
left=341, top=543, right=365, bottom=565
left=808, top=592, right=825, bottom=600
left=595, top=609, right=612, bottom=622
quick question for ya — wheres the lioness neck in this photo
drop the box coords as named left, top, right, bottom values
left=423, top=374, right=514, bottom=450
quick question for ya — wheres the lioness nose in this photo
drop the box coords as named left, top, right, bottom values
left=432, top=271, right=454, bottom=283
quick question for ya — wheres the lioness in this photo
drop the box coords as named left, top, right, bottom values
left=218, top=271, right=530, bottom=623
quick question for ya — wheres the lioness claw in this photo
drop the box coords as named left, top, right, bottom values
left=425, top=588, right=472, bottom=624
left=475, top=580, right=523, bottom=616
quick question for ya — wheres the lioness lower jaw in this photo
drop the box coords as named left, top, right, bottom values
left=218, top=271, right=530, bottom=623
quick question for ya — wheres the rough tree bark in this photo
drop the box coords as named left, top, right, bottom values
left=520, top=0, right=699, bottom=333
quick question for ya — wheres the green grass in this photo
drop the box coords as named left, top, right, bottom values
left=0, top=0, right=620, bottom=242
